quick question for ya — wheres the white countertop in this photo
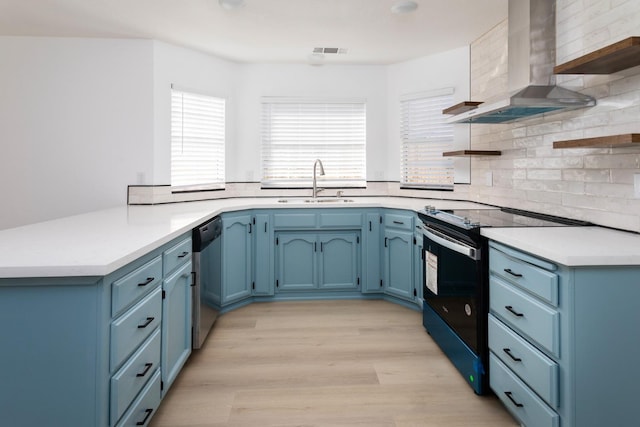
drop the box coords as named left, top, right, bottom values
left=481, top=226, right=640, bottom=266
left=0, top=197, right=487, bottom=279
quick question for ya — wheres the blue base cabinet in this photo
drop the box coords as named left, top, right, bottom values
left=488, top=241, right=640, bottom=427
left=221, top=213, right=253, bottom=304
left=0, top=232, right=193, bottom=427
left=382, top=211, right=418, bottom=304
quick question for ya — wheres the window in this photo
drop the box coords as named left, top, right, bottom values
left=400, top=88, right=455, bottom=190
left=171, top=87, right=225, bottom=190
left=261, top=97, right=366, bottom=188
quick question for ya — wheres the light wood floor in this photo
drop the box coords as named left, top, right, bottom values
left=151, top=299, right=519, bottom=427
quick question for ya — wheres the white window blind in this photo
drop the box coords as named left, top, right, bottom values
left=171, top=88, right=225, bottom=190
left=261, top=98, right=366, bottom=188
left=400, top=89, right=455, bottom=190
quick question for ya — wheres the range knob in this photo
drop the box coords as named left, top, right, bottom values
left=463, top=217, right=471, bottom=225
left=425, top=205, right=436, bottom=213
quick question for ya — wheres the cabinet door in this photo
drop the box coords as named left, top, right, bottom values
left=384, top=229, right=414, bottom=301
left=413, top=231, right=423, bottom=304
left=318, top=232, right=359, bottom=290
left=161, top=261, right=192, bottom=397
left=276, top=232, right=316, bottom=291
left=222, top=213, right=253, bottom=304
left=253, top=213, right=274, bottom=296
left=363, top=212, right=383, bottom=293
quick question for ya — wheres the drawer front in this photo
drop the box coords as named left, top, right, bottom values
left=273, top=213, right=316, bottom=229
left=115, top=370, right=161, bottom=427
left=319, top=212, right=362, bottom=228
left=110, top=329, right=161, bottom=424
left=112, top=256, right=162, bottom=317
left=163, top=237, right=192, bottom=276
left=490, top=247, right=558, bottom=306
left=490, top=354, right=559, bottom=427
left=384, top=213, right=413, bottom=230
left=111, top=287, right=162, bottom=370
left=489, top=315, right=559, bottom=408
left=490, top=277, right=560, bottom=357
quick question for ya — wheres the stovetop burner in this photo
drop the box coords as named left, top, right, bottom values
left=419, top=206, right=591, bottom=231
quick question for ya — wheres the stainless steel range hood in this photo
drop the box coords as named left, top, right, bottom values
left=448, top=0, right=595, bottom=124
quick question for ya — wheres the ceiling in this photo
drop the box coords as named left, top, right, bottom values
left=0, top=0, right=508, bottom=65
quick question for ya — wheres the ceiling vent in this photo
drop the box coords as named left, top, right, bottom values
left=312, top=47, right=348, bottom=55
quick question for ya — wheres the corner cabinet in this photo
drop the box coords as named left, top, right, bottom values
left=221, top=212, right=253, bottom=304
left=382, top=211, right=418, bottom=303
left=0, top=232, right=194, bottom=427
left=488, top=241, right=640, bottom=427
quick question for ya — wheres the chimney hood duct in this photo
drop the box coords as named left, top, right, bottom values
left=448, top=0, right=595, bottom=124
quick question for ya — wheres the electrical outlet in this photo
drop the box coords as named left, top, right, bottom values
left=634, top=174, right=640, bottom=198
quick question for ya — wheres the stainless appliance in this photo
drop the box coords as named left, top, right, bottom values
left=418, top=207, right=589, bottom=394
left=192, top=216, right=222, bottom=349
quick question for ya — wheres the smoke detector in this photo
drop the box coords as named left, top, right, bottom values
left=312, top=47, right=349, bottom=55
left=391, top=1, right=418, bottom=14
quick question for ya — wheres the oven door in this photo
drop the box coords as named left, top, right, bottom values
left=422, top=225, right=481, bottom=353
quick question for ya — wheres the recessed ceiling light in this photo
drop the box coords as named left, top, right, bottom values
left=391, top=1, right=418, bottom=14
left=219, top=0, right=245, bottom=10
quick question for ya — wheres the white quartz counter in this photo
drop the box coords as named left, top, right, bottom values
left=0, top=197, right=487, bottom=278
left=481, top=226, right=640, bottom=266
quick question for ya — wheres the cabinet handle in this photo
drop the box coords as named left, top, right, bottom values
left=314, top=242, right=317, bottom=252
left=138, top=277, right=154, bottom=287
left=137, top=317, right=155, bottom=329
left=264, top=222, right=267, bottom=233
left=393, top=220, right=404, bottom=225
left=504, top=391, right=524, bottom=408
left=177, top=251, right=189, bottom=259
left=136, top=408, right=154, bottom=425
left=320, top=242, right=323, bottom=252
left=504, top=268, right=523, bottom=278
left=136, top=363, right=153, bottom=377
left=503, top=348, right=522, bottom=362
left=249, top=223, right=252, bottom=234
left=505, top=305, right=524, bottom=317
left=384, top=237, right=388, bottom=247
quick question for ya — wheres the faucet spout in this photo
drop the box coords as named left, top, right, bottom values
left=312, top=159, right=325, bottom=198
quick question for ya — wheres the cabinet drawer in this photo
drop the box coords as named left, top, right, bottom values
left=384, top=213, right=413, bottom=230
left=163, top=237, right=192, bottom=276
left=490, top=354, right=559, bottom=427
left=319, top=212, right=362, bottom=228
left=490, top=277, right=560, bottom=357
left=110, top=329, right=161, bottom=423
left=111, top=287, right=162, bottom=370
left=273, top=213, right=316, bottom=229
left=489, top=315, right=559, bottom=408
left=112, top=256, right=162, bottom=317
left=490, top=247, right=558, bottom=306
left=115, top=370, right=161, bottom=427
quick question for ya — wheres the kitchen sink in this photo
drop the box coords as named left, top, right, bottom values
left=277, top=198, right=354, bottom=204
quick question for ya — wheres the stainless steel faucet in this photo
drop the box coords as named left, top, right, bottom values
left=312, top=159, right=325, bottom=198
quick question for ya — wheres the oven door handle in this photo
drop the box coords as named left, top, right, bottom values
left=422, top=227, right=479, bottom=260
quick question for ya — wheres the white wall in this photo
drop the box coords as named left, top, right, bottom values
left=151, top=41, right=240, bottom=185
left=386, top=46, right=471, bottom=182
left=234, top=63, right=388, bottom=182
left=0, top=37, right=154, bottom=230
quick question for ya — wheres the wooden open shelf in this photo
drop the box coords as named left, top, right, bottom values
left=554, top=37, right=640, bottom=74
left=442, top=150, right=502, bottom=157
left=553, top=134, right=640, bottom=149
left=442, top=101, right=483, bottom=115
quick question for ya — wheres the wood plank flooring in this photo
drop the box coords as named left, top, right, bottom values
left=150, top=300, right=518, bottom=427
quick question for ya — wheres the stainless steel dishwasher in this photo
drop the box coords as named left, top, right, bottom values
left=192, top=216, right=222, bottom=349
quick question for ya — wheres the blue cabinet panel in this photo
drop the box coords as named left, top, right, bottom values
left=222, top=213, right=253, bottom=304
left=253, top=213, right=274, bottom=296
left=384, top=228, right=413, bottom=301
left=318, top=233, right=359, bottom=290
left=277, top=232, right=317, bottom=291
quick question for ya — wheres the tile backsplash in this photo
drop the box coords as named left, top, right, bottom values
left=466, top=0, right=640, bottom=232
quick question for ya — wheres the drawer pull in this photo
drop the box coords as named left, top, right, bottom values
left=504, top=268, right=523, bottom=278
left=137, top=277, right=155, bottom=287
left=505, top=305, right=524, bottom=317
left=504, top=391, right=524, bottom=408
left=137, top=317, right=155, bottom=329
left=177, top=251, right=189, bottom=259
left=503, top=348, right=522, bottom=362
left=136, top=362, right=153, bottom=377
left=393, top=220, right=404, bottom=225
left=136, top=408, right=153, bottom=425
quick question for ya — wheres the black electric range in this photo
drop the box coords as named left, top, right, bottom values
left=417, top=206, right=589, bottom=395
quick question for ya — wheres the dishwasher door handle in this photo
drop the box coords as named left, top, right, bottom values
left=422, top=227, right=479, bottom=260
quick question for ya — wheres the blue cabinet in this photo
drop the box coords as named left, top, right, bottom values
left=362, top=211, right=383, bottom=293
left=276, top=230, right=360, bottom=292
left=384, top=228, right=413, bottom=300
left=221, top=212, right=253, bottom=304
left=161, top=240, right=192, bottom=396
left=253, top=212, right=274, bottom=296
left=488, top=240, right=640, bottom=427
